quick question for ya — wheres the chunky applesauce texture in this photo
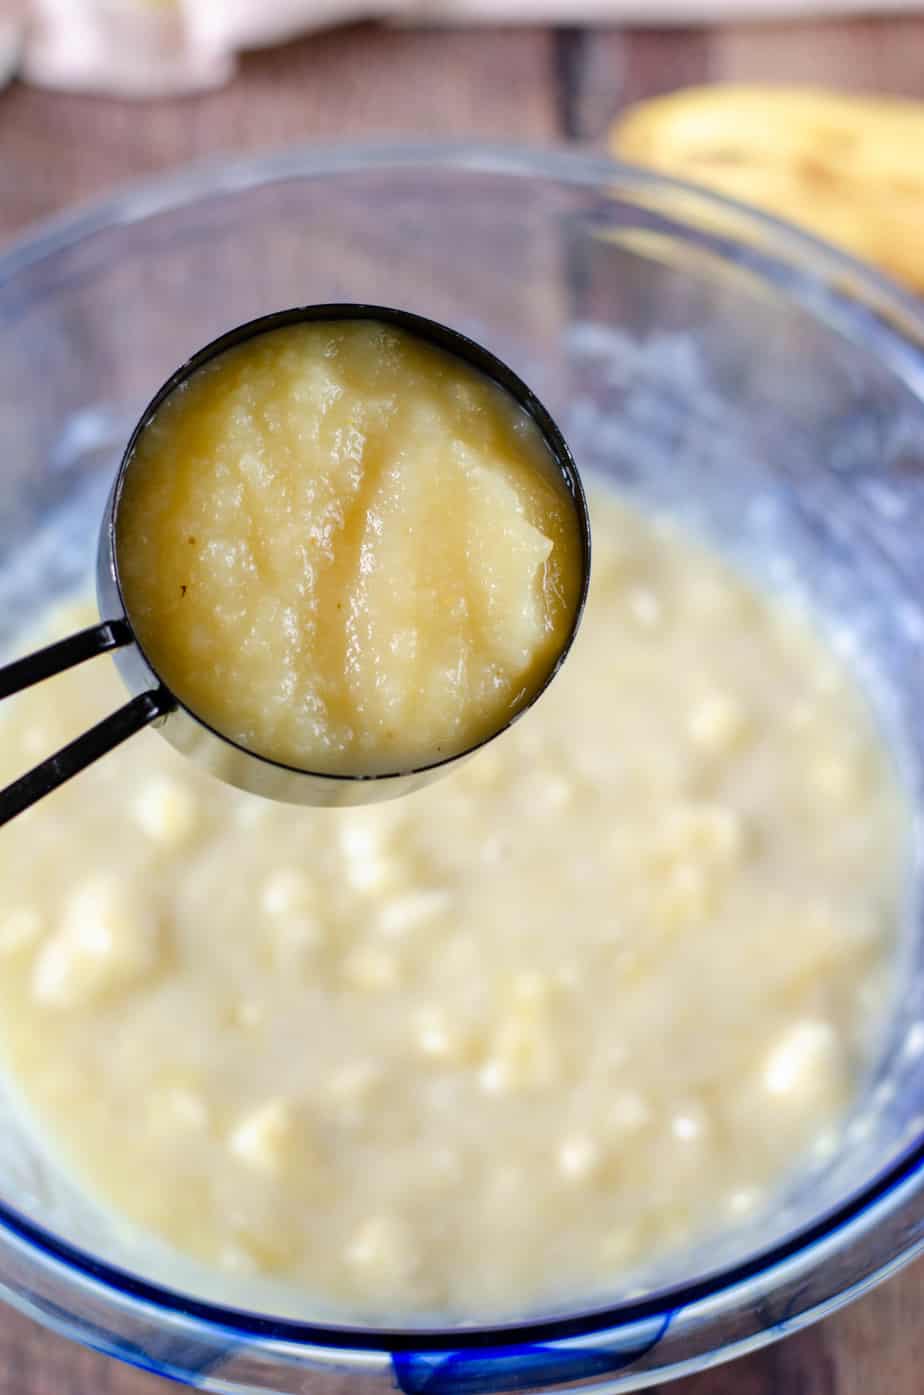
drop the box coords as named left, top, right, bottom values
left=116, top=320, right=584, bottom=775
left=0, top=490, right=905, bottom=1322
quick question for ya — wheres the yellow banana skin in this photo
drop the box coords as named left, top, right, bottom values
left=611, top=85, right=924, bottom=292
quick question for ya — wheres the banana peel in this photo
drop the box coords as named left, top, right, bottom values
left=611, top=85, right=924, bottom=293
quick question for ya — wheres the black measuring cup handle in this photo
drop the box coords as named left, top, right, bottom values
left=0, top=619, right=131, bottom=699
left=0, top=620, right=173, bottom=827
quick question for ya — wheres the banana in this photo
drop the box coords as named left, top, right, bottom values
left=611, top=85, right=924, bottom=291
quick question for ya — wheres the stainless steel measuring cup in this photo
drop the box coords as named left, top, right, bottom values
left=0, top=305, right=591, bottom=825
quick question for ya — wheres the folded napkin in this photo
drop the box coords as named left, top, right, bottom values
left=1, top=0, right=921, bottom=97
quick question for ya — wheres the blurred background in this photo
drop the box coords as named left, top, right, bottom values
left=2, top=5, right=924, bottom=1395
left=1, top=1, right=924, bottom=248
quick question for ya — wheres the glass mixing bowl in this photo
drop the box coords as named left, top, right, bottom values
left=1, top=144, right=924, bottom=1394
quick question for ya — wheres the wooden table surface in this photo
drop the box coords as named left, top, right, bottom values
left=2, top=15, right=924, bottom=1394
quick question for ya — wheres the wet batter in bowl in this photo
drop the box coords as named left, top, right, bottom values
left=0, top=491, right=906, bottom=1321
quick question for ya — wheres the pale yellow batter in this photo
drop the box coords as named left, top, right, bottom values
left=117, top=319, right=584, bottom=776
left=0, top=492, right=905, bottom=1322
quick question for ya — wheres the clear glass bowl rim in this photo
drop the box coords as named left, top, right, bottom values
left=2, top=139, right=924, bottom=1354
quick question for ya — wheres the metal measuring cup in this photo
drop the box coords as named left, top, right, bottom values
left=0, top=305, right=591, bottom=825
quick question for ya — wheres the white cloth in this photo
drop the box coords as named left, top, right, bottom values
left=1, top=0, right=921, bottom=97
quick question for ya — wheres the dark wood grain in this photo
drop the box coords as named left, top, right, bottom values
left=567, top=12, right=924, bottom=144
left=0, top=23, right=559, bottom=243
left=0, top=1315, right=161, bottom=1394
left=713, top=14, right=924, bottom=93
left=658, top=1253, right=924, bottom=1395
left=566, top=26, right=713, bottom=140
left=1, top=16, right=924, bottom=1394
